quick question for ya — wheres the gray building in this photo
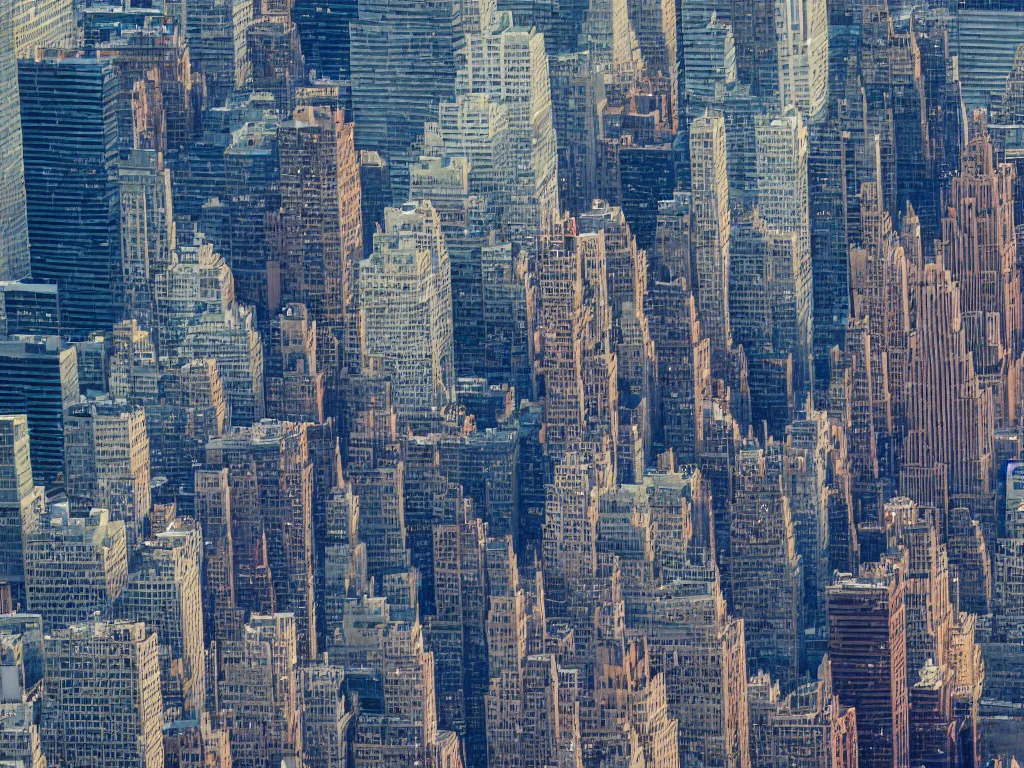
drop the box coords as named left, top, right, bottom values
left=0, top=281, right=58, bottom=337
left=0, top=416, right=42, bottom=608
left=0, top=335, right=78, bottom=488
left=18, top=52, right=120, bottom=337
left=0, top=0, right=30, bottom=283
left=349, top=0, right=456, bottom=202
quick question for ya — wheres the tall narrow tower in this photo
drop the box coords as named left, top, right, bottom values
left=690, top=112, right=732, bottom=368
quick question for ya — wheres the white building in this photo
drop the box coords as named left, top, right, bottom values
left=359, top=201, right=455, bottom=420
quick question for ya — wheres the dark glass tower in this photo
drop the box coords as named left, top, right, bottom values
left=292, top=0, right=357, bottom=81
left=0, top=0, right=30, bottom=282
left=19, top=53, right=120, bottom=337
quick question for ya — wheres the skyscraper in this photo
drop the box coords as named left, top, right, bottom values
left=939, top=133, right=1021, bottom=423
left=0, top=335, right=79, bottom=488
left=205, top=421, right=318, bottom=658
left=755, top=108, right=813, bottom=392
left=265, top=303, right=326, bottom=423
left=193, top=467, right=242, bottom=642
left=217, top=613, right=301, bottom=766
left=728, top=440, right=803, bottom=689
left=549, top=50, right=600, bottom=217
left=899, top=265, right=996, bottom=539
left=115, top=520, right=206, bottom=718
left=42, top=621, right=164, bottom=768
left=184, top=0, right=253, bottom=105
left=747, top=659, right=858, bottom=768
left=0, top=415, right=42, bottom=608
left=828, top=561, right=910, bottom=768
left=19, top=52, right=120, bottom=337
left=118, top=149, right=176, bottom=340
left=647, top=566, right=750, bottom=768
left=358, top=201, right=455, bottom=420
left=247, top=14, right=305, bottom=114
left=689, top=112, right=731, bottom=367
left=278, top=105, right=363, bottom=373
left=458, top=11, right=560, bottom=248
left=349, top=0, right=456, bottom=202
left=0, top=0, right=30, bottom=283
left=24, top=505, right=128, bottom=630
left=292, top=0, right=357, bottom=81
left=63, top=399, right=152, bottom=550
left=776, top=0, right=829, bottom=121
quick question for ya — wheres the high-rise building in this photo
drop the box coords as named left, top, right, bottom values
left=358, top=201, right=455, bottom=421
left=728, top=440, right=803, bottom=689
left=24, top=505, right=128, bottom=630
left=729, top=216, right=799, bottom=433
left=299, top=662, right=352, bottom=768
left=483, top=535, right=583, bottom=768
left=783, top=408, right=835, bottom=664
left=436, top=94, right=511, bottom=210
left=247, top=14, right=305, bottom=114
left=119, top=149, right=176, bottom=339
left=161, top=714, right=231, bottom=768
left=115, top=519, right=205, bottom=718
left=646, top=564, right=750, bottom=768
left=19, top=52, right=120, bottom=337
left=205, top=420, right=317, bottom=659
left=407, top=154, right=493, bottom=382
left=179, top=303, right=265, bottom=426
left=217, top=613, right=301, bottom=767
left=11, top=0, right=75, bottom=56
left=646, top=277, right=710, bottom=463
left=0, top=281, right=59, bottom=337
left=899, top=264, right=996, bottom=540
left=192, top=467, right=241, bottom=643
left=681, top=10, right=736, bottom=124
left=426, top=512, right=487, bottom=764
left=731, top=0, right=778, bottom=101
left=620, top=142, right=678, bottom=253
left=480, top=242, right=530, bottom=395
left=42, top=621, right=164, bottom=768
left=755, top=108, right=812, bottom=392
left=349, top=0, right=456, bottom=202
left=689, top=112, right=732, bottom=367
left=747, top=659, right=858, bottom=768
left=265, top=303, right=325, bottom=423
left=0, top=415, right=43, bottom=608
left=0, top=698, right=46, bottom=768
left=340, top=606, right=452, bottom=768
left=91, top=21, right=199, bottom=155
left=278, top=105, right=363, bottom=373
left=292, top=0, right=357, bottom=81
left=808, top=108, right=850, bottom=396
left=542, top=454, right=599, bottom=610
left=458, top=11, right=559, bottom=248
left=0, top=335, right=79, bottom=488
left=107, top=319, right=158, bottom=404
left=828, top=561, right=910, bottom=768
left=220, top=114, right=279, bottom=318
left=154, top=238, right=235, bottom=352
left=577, top=200, right=645, bottom=319
left=549, top=50, right=600, bottom=217
left=0, top=0, right=30, bottom=283
left=954, top=4, right=1024, bottom=114
left=63, top=399, right=152, bottom=550
left=536, top=211, right=620, bottom=468
left=184, top=0, right=253, bottom=105
left=359, top=150, right=390, bottom=257
left=775, top=0, right=828, bottom=121
left=939, top=133, right=1021, bottom=427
